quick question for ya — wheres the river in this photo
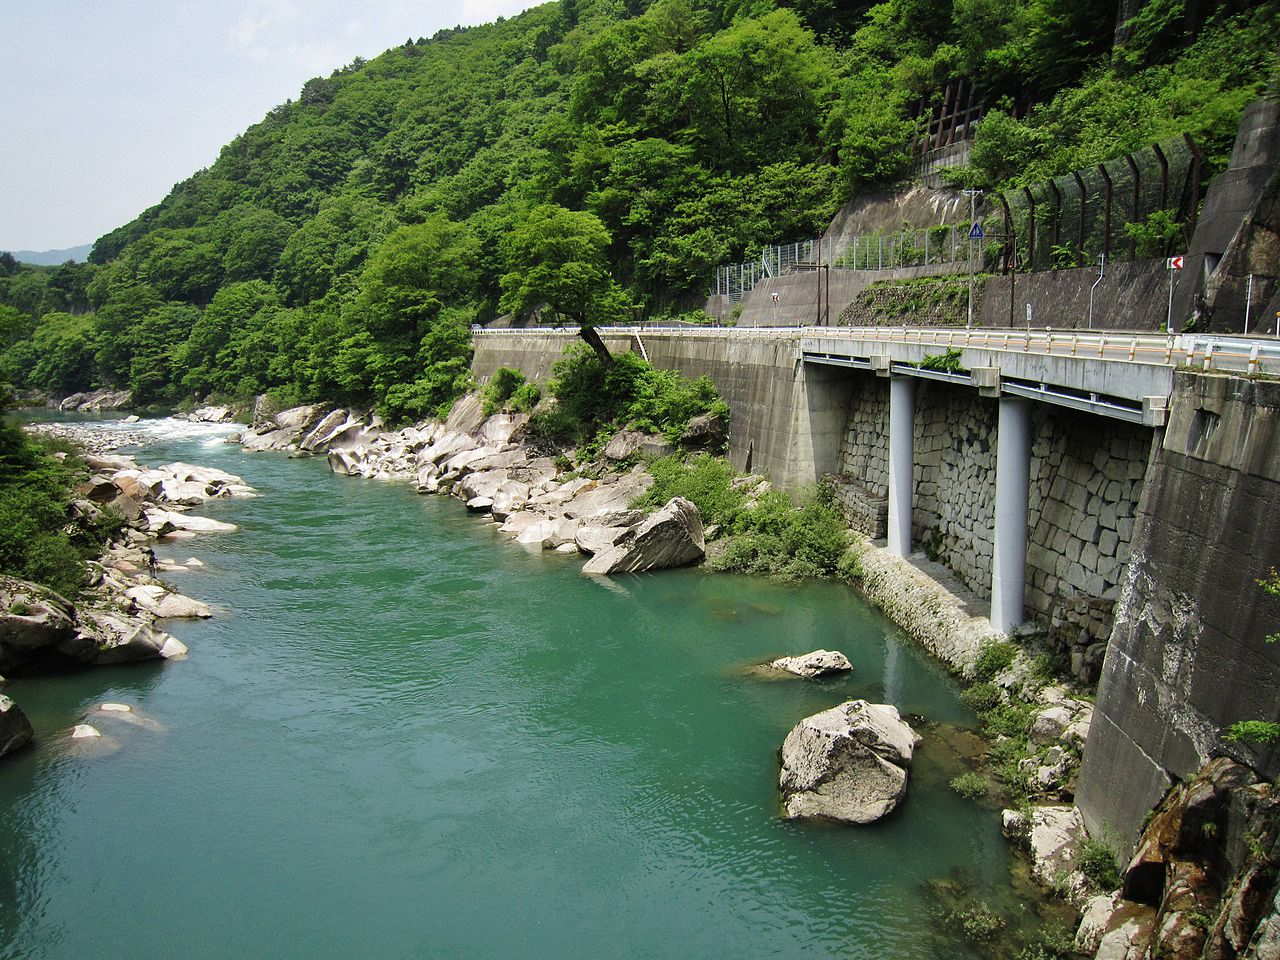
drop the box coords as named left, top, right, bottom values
left=0, top=418, right=1025, bottom=959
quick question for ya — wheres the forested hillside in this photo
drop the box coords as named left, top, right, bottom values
left=1, top=0, right=1275, bottom=420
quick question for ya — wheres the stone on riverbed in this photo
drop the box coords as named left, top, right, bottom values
left=581, top=497, right=704, bottom=576
left=123, top=585, right=212, bottom=619
left=144, top=509, right=238, bottom=534
left=778, top=700, right=919, bottom=824
left=769, top=649, right=853, bottom=679
left=0, top=695, right=34, bottom=758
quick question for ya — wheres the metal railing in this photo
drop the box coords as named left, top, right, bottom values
left=472, top=325, right=1280, bottom=376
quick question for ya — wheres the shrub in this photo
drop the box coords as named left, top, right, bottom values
left=543, top=344, right=728, bottom=448
left=836, top=548, right=863, bottom=581
left=1078, top=835, right=1121, bottom=891
left=1225, top=721, right=1280, bottom=745
left=711, top=495, right=849, bottom=580
left=508, top=381, right=541, bottom=413
left=639, top=454, right=745, bottom=526
left=960, top=681, right=1003, bottom=713
left=950, top=772, right=988, bottom=801
left=974, top=640, right=1019, bottom=680
left=481, top=366, right=528, bottom=415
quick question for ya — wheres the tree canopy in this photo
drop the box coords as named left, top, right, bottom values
left=0, top=0, right=1272, bottom=420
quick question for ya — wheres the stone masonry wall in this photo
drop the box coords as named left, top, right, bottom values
left=837, top=372, right=1153, bottom=660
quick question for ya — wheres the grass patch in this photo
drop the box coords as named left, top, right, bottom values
left=950, top=772, right=989, bottom=801
left=974, top=640, right=1019, bottom=680
left=1077, top=835, right=1121, bottom=892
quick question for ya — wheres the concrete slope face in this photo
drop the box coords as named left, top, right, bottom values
left=1077, top=372, right=1280, bottom=842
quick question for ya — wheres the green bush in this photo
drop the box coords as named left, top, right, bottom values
left=960, top=681, right=1003, bottom=713
left=1077, top=835, right=1121, bottom=891
left=639, top=454, right=744, bottom=526
left=974, top=640, right=1019, bottom=680
left=950, top=772, right=988, bottom=801
left=481, top=366, right=527, bottom=415
left=542, top=344, right=728, bottom=449
left=711, top=493, right=849, bottom=580
left=508, top=380, right=541, bottom=413
left=0, top=424, right=89, bottom=598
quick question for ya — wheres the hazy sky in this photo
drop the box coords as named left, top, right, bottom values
left=0, top=0, right=538, bottom=252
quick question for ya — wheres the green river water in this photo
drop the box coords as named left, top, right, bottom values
left=0, top=418, right=1034, bottom=959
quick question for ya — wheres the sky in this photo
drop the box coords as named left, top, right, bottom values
left=0, top=0, right=538, bottom=253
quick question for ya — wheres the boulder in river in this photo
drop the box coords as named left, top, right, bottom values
left=0, top=695, right=34, bottom=758
left=0, top=577, right=77, bottom=673
left=778, top=700, right=919, bottom=824
left=72, top=611, right=188, bottom=665
left=769, top=649, right=853, bottom=679
left=581, top=497, right=705, bottom=576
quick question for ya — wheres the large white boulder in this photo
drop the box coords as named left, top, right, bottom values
left=580, top=497, right=705, bottom=576
left=124, top=585, right=212, bottom=619
left=779, top=700, right=919, bottom=824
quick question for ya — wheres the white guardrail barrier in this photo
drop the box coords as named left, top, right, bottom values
left=471, top=326, right=1280, bottom=376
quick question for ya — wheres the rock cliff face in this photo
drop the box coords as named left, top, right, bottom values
left=1075, top=757, right=1280, bottom=960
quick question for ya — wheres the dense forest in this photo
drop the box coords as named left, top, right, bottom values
left=1, top=0, right=1275, bottom=420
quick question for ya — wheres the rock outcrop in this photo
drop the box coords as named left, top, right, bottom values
left=1066, top=756, right=1280, bottom=960
left=58, top=389, right=133, bottom=412
left=0, top=695, right=33, bottom=758
left=769, top=649, right=853, bottom=678
left=240, top=403, right=333, bottom=453
left=581, top=497, right=705, bottom=575
left=257, top=400, right=715, bottom=579
left=778, top=700, right=919, bottom=824
left=0, top=434, right=253, bottom=758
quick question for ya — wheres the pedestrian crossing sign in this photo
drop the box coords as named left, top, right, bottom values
left=968, top=222, right=985, bottom=240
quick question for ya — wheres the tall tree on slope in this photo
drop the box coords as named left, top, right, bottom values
left=499, top=205, right=631, bottom=364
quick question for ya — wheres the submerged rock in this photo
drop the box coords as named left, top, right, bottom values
left=581, top=497, right=705, bottom=576
left=778, top=700, right=919, bottom=824
left=0, top=695, right=34, bottom=758
left=769, top=649, right=853, bottom=679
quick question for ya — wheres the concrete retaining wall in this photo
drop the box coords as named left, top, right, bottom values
left=979, top=260, right=1172, bottom=330
left=1078, top=372, right=1280, bottom=845
left=472, top=331, right=853, bottom=490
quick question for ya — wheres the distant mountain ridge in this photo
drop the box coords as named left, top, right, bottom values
left=10, top=244, right=92, bottom=266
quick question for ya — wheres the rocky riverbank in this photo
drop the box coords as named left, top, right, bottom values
left=0, top=434, right=255, bottom=759
left=234, top=395, right=714, bottom=576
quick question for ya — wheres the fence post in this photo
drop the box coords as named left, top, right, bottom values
left=1099, top=163, right=1114, bottom=265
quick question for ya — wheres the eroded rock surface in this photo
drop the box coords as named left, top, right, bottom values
left=769, top=650, right=853, bottom=679
left=581, top=497, right=705, bottom=576
left=779, top=700, right=918, bottom=824
left=0, top=695, right=33, bottom=758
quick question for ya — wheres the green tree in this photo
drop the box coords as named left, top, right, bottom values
left=500, top=204, right=631, bottom=363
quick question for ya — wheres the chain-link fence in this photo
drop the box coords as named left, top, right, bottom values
left=712, top=239, right=821, bottom=303
left=711, top=226, right=978, bottom=302
left=709, top=137, right=1200, bottom=302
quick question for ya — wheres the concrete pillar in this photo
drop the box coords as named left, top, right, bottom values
left=991, top=396, right=1032, bottom=633
left=887, top=376, right=915, bottom=556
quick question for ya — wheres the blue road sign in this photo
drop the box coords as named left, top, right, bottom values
left=968, top=222, right=985, bottom=240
